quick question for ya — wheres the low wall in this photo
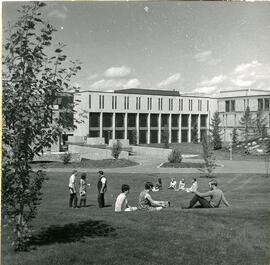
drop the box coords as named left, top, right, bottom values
left=68, top=136, right=85, bottom=144
left=132, top=146, right=172, bottom=159
left=68, top=145, right=129, bottom=160
left=86, top=137, right=105, bottom=145
left=109, top=139, right=130, bottom=148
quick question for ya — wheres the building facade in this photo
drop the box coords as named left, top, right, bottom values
left=218, top=89, right=270, bottom=141
left=74, top=88, right=217, bottom=144
left=73, top=88, right=270, bottom=145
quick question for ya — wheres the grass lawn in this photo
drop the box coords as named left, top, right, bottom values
left=2, top=172, right=270, bottom=265
left=141, top=143, right=266, bottom=161
left=31, top=158, right=138, bottom=169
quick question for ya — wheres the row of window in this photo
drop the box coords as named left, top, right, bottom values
left=258, top=98, right=270, bottom=111
left=90, top=95, right=210, bottom=112
left=225, top=98, right=270, bottom=112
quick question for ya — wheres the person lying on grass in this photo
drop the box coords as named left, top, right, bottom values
left=138, top=182, right=170, bottom=211
left=181, top=179, right=230, bottom=209
left=115, top=184, right=138, bottom=212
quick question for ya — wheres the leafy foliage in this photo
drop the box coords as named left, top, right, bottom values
left=61, top=152, right=72, bottom=164
left=111, top=140, right=122, bottom=159
left=201, top=134, right=216, bottom=177
left=2, top=2, right=81, bottom=251
left=239, top=106, right=254, bottom=143
left=209, top=111, right=222, bottom=150
left=168, top=149, right=183, bottom=163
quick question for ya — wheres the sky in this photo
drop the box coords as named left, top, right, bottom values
left=3, top=1, right=270, bottom=96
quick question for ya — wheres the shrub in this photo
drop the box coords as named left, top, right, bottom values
left=168, top=149, right=183, bottom=163
left=111, top=140, right=122, bottom=159
left=61, top=152, right=72, bottom=164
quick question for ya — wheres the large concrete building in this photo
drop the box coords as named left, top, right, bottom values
left=218, top=89, right=270, bottom=141
left=73, top=88, right=270, bottom=145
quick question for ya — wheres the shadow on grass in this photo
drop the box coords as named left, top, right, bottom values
left=30, top=219, right=116, bottom=246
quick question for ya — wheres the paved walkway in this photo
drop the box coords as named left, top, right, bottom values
left=40, top=154, right=269, bottom=174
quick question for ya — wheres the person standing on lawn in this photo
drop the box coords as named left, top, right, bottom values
left=69, top=170, right=78, bottom=208
left=79, top=173, right=91, bottom=207
left=97, top=170, right=107, bottom=208
left=182, top=179, right=230, bottom=209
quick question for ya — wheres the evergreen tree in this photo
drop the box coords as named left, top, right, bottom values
left=239, top=106, right=254, bottom=143
left=2, top=2, right=81, bottom=250
left=209, top=111, right=222, bottom=150
left=232, top=127, right=238, bottom=144
left=254, top=111, right=268, bottom=139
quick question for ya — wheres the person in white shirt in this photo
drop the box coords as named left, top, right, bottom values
left=115, top=184, right=137, bottom=212
left=186, top=178, right=198, bottom=193
left=176, top=178, right=186, bottom=191
left=69, top=170, right=78, bottom=208
left=168, top=178, right=177, bottom=190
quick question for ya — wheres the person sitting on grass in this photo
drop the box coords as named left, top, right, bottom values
left=185, top=178, right=198, bottom=193
left=181, top=179, right=230, bottom=209
left=176, top=178, right=185, bottom=191
left=138, top=182, right=170, bottom=211
left=79, top=173, right=91, bottom=207
left=152, top=178, right=162, bottom=192
left=115, top=184, right=137, bottom=212
left=168, top=178, right=177, bottom=190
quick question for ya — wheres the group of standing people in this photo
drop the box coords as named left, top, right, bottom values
left=68, top=170, right=230, bottom=211
left=69, top=170, right=107, bottom=208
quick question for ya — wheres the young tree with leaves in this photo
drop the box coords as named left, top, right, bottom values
left=201, top=134, right=216, bottom=177
left=239, top=106, right=254, bottom=143
left=209, top=111, right=222, bottom=150
left=2, top=2, right=81, bottom=250
left=111, top=140, right=122, bottom=159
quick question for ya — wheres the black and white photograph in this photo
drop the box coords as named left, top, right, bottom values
left=2, top=1, right=270, bottom=264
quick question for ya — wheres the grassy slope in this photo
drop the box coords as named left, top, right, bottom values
left=142, top=143, right=266, bottom=161
left=2, top=172, right=270, bottom=265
